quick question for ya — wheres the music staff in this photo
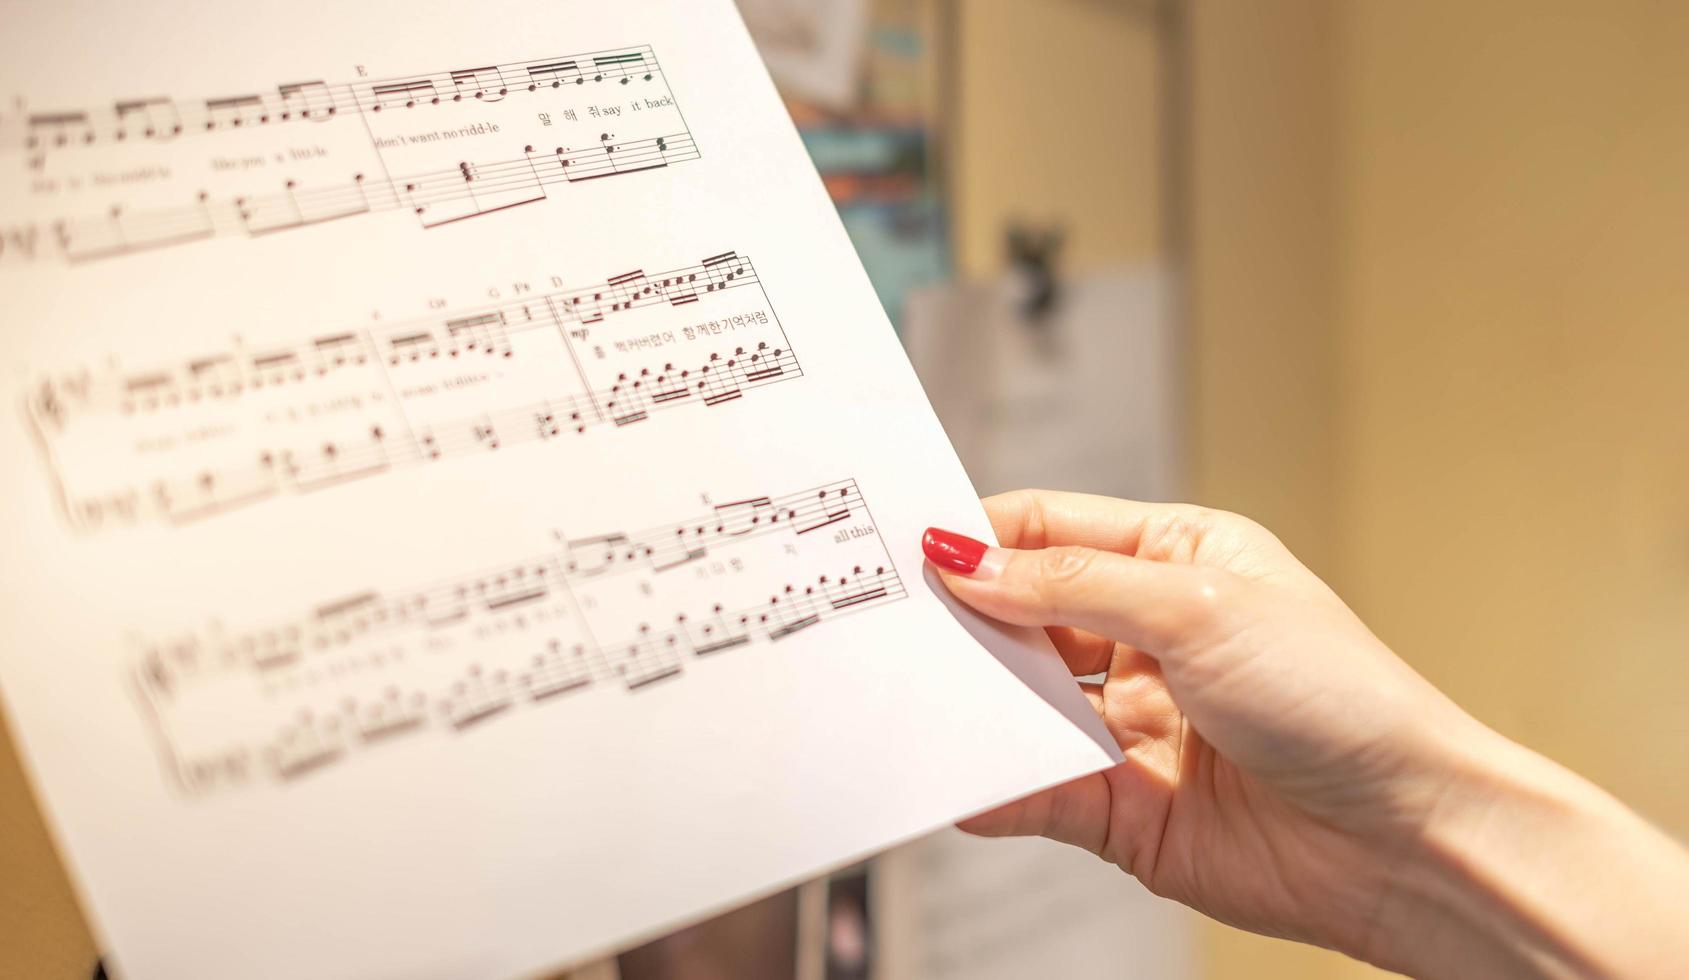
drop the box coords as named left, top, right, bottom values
left=129, top=475, right=905, bottom=793
left=10, top=131, right=700, bottom=263
left=5, top=46, right=665, bottom=152
left=241, top=566, right=906, bottom=786
left=234, top=564, right=907, bottom=785
left=36, top=254, right=761, bottom=425
left=136, top=479, right=876, bottom=691
left=33, top=250, right=793, bottom=531
left=564, top=482, right=862, bottom=579
left=78, top=342, right=801, bottom=528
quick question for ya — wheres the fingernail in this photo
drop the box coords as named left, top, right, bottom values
left=923, top=527, right=989, bottom=575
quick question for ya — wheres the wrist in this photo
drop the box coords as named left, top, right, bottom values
left=1369, top=725, right=1689, bottom=979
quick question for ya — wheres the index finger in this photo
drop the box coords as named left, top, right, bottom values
left=981, top=489, right=1220, bottom=555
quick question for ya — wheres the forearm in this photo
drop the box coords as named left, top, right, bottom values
left=1373, top=729, right=1689, bottom=979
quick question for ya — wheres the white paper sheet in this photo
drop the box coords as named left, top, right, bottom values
left=0, top=2, right=1120, bottom=978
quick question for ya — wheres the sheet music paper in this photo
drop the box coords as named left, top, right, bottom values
left=0, top=2, right=1119, bottom=978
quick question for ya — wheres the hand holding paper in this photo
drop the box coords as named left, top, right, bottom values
left=924, top=490, right=1689, bottom=980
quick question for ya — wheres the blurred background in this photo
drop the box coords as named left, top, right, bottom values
left=4, top=0, right=1686, bottom=977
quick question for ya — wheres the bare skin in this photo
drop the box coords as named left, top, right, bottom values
left=926, top=490, right=1689, bottom=979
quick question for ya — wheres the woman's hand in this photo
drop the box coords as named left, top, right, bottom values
left=923, top=490, right=1689, bottom=979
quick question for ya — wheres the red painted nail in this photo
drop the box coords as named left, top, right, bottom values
left=923, top=527, right=988, bottom=574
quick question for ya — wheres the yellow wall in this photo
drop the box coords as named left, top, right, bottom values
left=1335, top=0, right=1689, bottom=835
left=1187, top=0, right=1342, bottom=580
left=0, top=709, right=97, bottom=977
left=952, top=0, right=1163, bottom=276
left=1188, top=0, right=1689, bottom=977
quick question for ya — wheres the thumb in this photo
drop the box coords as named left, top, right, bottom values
left=922, top=526, right=1231, bottom=661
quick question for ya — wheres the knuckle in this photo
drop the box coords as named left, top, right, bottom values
left=1144, top=504, right=1282, bottom=562
left=1038, top=546, right=1095, bottom=587
left=1019, top=489, right=1055, bottom=548
left=1173, top=506, right=1231, bottom=541
left=984, top=489, right=1050, bottom=548
left=1140, top=510, right=1206, bottom=561
left=1030, top=547, right=1097, bottom=617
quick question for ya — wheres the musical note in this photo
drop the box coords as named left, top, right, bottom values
left=443, top=311, right=512, bottom=357
left=128, top=476, right=906, bottom=794
left=277, top=81, right=336, bottom=121
left=284, top=433, right=394, bottom=492
left=204, top=94, right=266, bottom=129
left=387, top=329, right=441, bottom=362
left=311, top=332, right=373, bottom=371
left=268, top=718, right=345, bottom=781
left=448, top=66, right=509, bottom=102
left=591, top=52, right=648, bottom=84
left=0, top=223, right=41, bottom=261
left=27, top=110, right=93, bottom=148
left=9, top=131, right=700, bottom=264
left=472, top=418, right=502, bottom=450
left=564, top=481, right=860, bottom=579
left=49, top=197, right=217, bottom=264
left=1, top=42, right=695, bottom=269
left=522, top=641, right=594, bottom=701
left=33, top=252, right=792, bottom=531
left=714, top=495, right=775, bottom=535
left=250, top=348, right=303, bottom=379
left=5, top=46, right=666, bottom=152
left=565, top=533, right=632, bottom=577
left=353, top=688, right=430, bottom=743
left=141, top=479, right=870, bottom=683
left=113, top=97, right=182, bottom=141
left=39, top=255, right=760, bottom=411
left=525, top=59, right=583, bottom=89
left=370, top=78, right=439, bottom=110
left=441, top=664, right=516, bottom=729
left=606, top=625, right=686, bottom=690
